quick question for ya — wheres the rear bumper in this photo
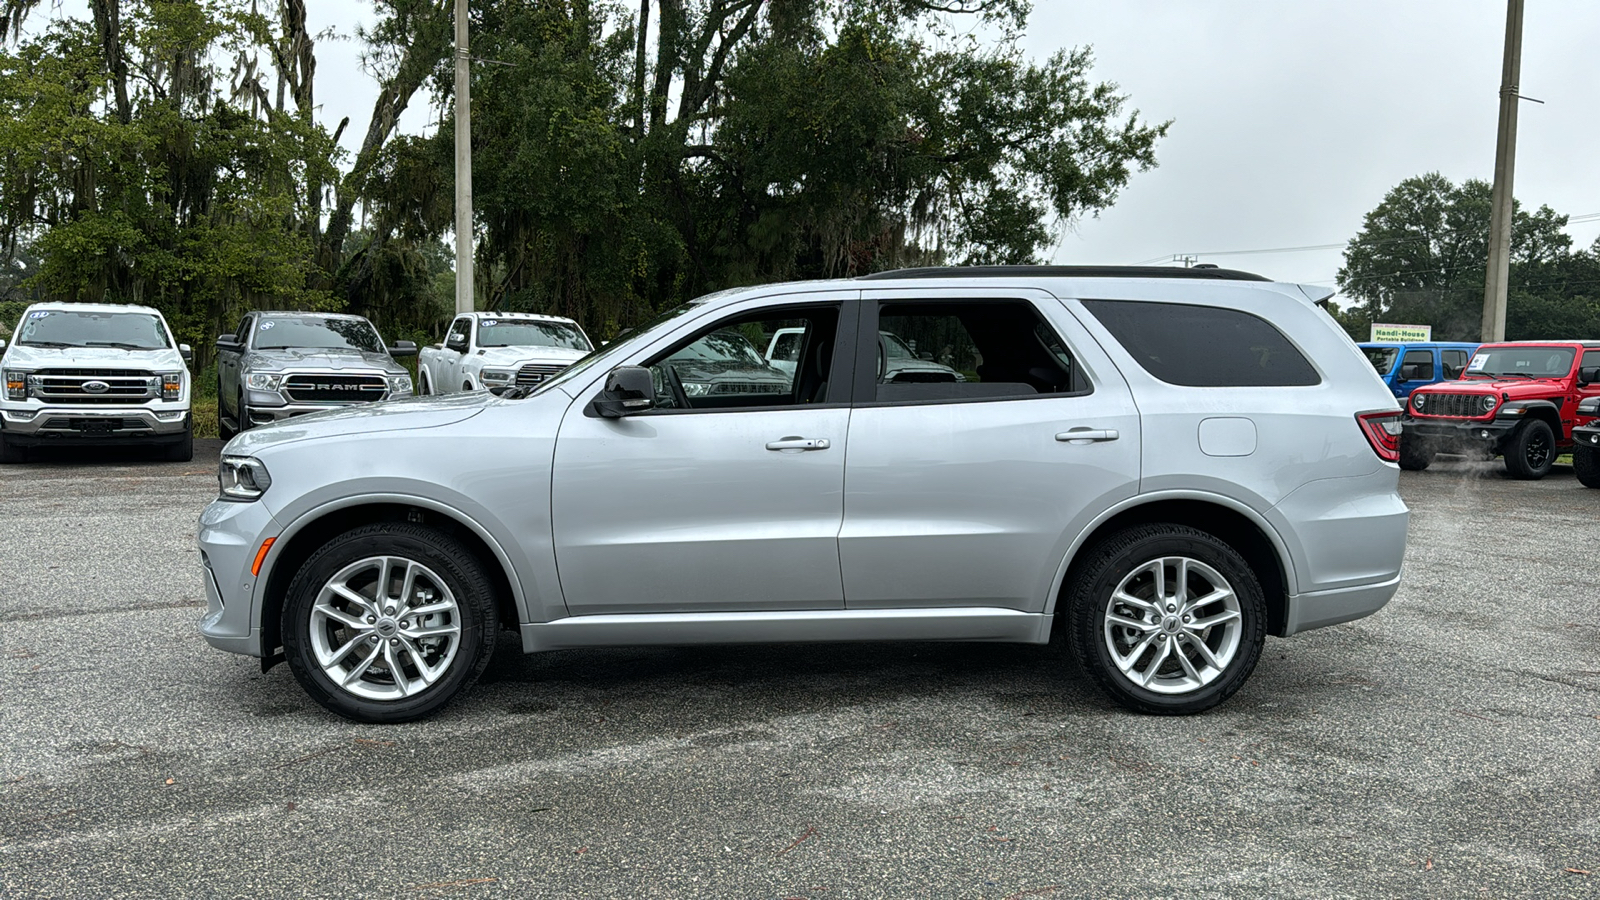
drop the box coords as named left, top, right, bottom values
left=1281, top=571, right=1402, bottom=636
left=1, top=406, right=190, bottom=445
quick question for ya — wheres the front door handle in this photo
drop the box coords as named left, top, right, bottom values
left=766, top=437, right=831, bottom=451
left=1055, top=428, right=1119, bottom=444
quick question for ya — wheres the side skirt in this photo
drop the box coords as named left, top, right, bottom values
left=520, top=607, right=1053, bottom=653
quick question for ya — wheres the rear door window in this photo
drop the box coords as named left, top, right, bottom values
left=868, top=301, right=1088, bottom=403
left=1080, top=299, right=1320, bottom=387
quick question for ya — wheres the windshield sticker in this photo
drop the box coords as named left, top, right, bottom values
left=259, top=321, right=275, bottom=330
left=481, top=319, right=497, bottom=327
left=29, top=310, right=49, bottom=318
left=1467, top=354, right=1488, bottom=371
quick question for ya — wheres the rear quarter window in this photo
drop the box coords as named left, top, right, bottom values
left=1080, top=299, right=1321, bottom=387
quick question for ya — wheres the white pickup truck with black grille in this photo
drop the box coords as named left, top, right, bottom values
left=417, top=311, right=592, bottom=395
left=214, top=311, right=417, bottom=439
left=0, top=302, right=194, bottom=462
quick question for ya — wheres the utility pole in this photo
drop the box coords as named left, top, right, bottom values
left=1481, top=0, right=1524, bottom=342
left=453, top=0, right=474, bottom=315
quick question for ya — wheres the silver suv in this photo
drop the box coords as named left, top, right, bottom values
left=198, top=267, right=1409, bottom=722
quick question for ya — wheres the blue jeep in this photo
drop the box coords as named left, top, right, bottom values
left=1359, top=342, right=1480, bottom=398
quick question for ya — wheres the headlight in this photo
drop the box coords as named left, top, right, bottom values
left=3, top=369, right=27, bottom=400
left=683, top=382, right=712, bottom=397
left=1578, top=397, right=1599, bottom=415
left=1481, top=395, right=1497, bottom=413
left=387, top=374, right=413, bottom=394
left=479, top=369, right=513, bottom=385
left=161, top=373, right=183, bottom=401
left=1411, top=394, right=1426, bottom=411
left=246, top=372, right=283, bottom=391
left=218, top=455, right=272, bottom=502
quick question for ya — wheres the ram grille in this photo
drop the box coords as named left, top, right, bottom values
left=282, top=374, right=388, bottom=403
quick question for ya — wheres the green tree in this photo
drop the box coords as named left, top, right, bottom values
left=1336, top=173, right=1596, bottom=341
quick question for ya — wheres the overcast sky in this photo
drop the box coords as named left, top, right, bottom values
left=30, top=1, right=1600, bottom=296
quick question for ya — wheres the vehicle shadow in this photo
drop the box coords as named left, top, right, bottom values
left=2, top=438, right=225, bottom=469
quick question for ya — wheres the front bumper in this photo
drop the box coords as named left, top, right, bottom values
left=1573, top=424, right=1600, bottom=450
left=1402, top=416, right=1518, bottom=450
left=1, top=405, right=191, bottom=445
left=198, top=497, right=283, bottom=658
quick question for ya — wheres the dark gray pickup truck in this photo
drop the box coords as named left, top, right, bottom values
left=215, top=312, right=416, bottom=438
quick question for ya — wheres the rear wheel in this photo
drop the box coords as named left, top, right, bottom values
left=1398, top=435, right=1433, bottom=471
left=282, top=523, right=497, bottom=723
left=1575, top=445, right=1600, bottom=488
left=1503, top=419, right=1555, bottom=480
left=418, top=370, right=433, bottom=396
left=1068, top=525, right=1266, bottom=715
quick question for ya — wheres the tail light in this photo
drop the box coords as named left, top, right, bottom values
left=1357, top=410, right=1402, bottom=462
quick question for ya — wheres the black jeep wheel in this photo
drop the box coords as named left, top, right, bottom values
left=1575, top=445, right=1600, bottom=489
left=1398, top=435, right=1433, bottom=471
left=1503, top=419, right=1555, bottom=480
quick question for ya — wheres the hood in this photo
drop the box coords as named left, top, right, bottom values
left=224, top=391, right=493, bottom=454
left=2, top=343, right=185, bottom=370
left=244, top=347, right=403, bottom=374
left=473, top=345, right=589, bottom=367
left=1423, top=378, right=1565, bottom=399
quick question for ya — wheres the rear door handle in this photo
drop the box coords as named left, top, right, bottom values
left=766, top=437, right=831, bottom=451
left=1055, top=428, right=1119, bottom=443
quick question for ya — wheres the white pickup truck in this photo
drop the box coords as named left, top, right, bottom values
left=417, top=312, right=593, bottom=394
left=1, top=302, right=193, bottom=462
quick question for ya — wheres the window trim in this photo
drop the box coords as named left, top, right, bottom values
left=585, top=299, right=859, bottom=417
left=850, top=297, right=1096, bottom=408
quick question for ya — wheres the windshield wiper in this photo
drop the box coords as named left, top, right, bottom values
left=85, top=341, right=156, bottom=350
left=20, top=340, right=75, bottom=348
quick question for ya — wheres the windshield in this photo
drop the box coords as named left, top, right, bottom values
left=1362, top=347, right=1399, bottom=375
left=253, top=316, right=384, bottom=353
left=882, top=332, right=916, bottom=360
left=1463, top=347, right=1574, bottom=379
left=17, top=309, right=171, bottom=350
left=477, top=319, right=591, bottom=350
left=669, top=330, right=767, bottom=366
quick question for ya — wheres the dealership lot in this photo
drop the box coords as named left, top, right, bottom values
left=2, top=447, right=1598, bottom=899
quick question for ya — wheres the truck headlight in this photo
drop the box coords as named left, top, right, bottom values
left=387, top=374, right=413, bottom=395
left=479, top=369, right=513, bottom=385
left=219, top=455, right=272, bottom=502
left=246, top=372, right=283, bottom=391
left=161, top=373, right=183, bottom=401
left=1481, top=395, right=1497, bottom=413
left=3, top=369, right=27, bottom=400
left=683, top=382, right=712, bottom=397
left=1411, top=394, right=1426, bottom=411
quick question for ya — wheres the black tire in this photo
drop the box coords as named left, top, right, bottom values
left=163, top=423, right=194, bottom=462
left=218, top=379, right=237, bottom=440
left=1503, top=419, right=1555, bottom=480
left=1398, top=435, right=1433, bottom=471
left=282, top=523, right=497, bottom=723
left=1575, top=445, right=1600, bottom=489
left=236, top=392, right=252, bottom=433
left=0, top=430, right=24, bottom=464
left=1067, top=524, right=1266, bottom=715
left=418, top=370, right=433, bottom=396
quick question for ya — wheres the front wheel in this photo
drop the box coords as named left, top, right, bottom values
left=1398, top=435, right=1433, bottom=471
left=218, top=380, right=237, bottom=440
left=1068, top=525, right=1266, bottom=715
left=0, top=430, right=24, bottom=463
left=1575, top=445, right=1600, bottom=488
left=163, top=424, right=194, bottom=462
left=282, top=524, right=498, bottom=723
left=1503, top=419, right=1555, bottom=480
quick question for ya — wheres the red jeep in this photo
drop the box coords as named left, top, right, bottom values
left=1399, top=341, right=1600, bottom=479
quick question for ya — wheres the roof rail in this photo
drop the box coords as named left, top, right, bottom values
left=857, top=265, right=1271, bottom=282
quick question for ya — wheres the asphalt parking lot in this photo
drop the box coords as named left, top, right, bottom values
left=2, top=445, right=1598, bottom=899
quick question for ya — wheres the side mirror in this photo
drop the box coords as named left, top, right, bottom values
left=1399, top=364, right=1422, bottom=381
left=179, top=343, right=193, bottom=363
left=1580, top=366, right=1600, bottom=385
left=592, top=366, right=655, bottom=418
left=446, top=334, right=468, bottom=352
left=389, top=340, right=418, bottom=358
left=919, top=351, right=934, bottom=361
left=216, top=335, right=239, bottom=350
